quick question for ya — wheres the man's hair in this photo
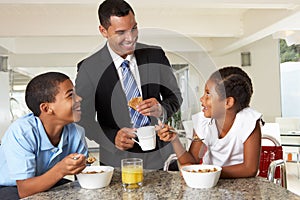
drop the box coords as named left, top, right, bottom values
left=98, top=0, right=134, bottom=29
left=25, top=72, right=70, bottom=116
left=209, top=66, right=253, bottom=112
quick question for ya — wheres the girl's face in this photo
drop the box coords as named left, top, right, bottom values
left=200, top=79, right=226, bottom=119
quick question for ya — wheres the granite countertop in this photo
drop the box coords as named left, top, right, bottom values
left=23, top=170, right=300, bottom=200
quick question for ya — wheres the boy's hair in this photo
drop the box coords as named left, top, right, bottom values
left=209, top=66, right=253, bottom=112
left=25, top=72, right=70, bottom=116
left=98, top=0, right=134, bottom=29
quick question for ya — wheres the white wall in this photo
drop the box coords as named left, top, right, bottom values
left=212, top=36, right=281, bottom=122
left=0, top=35, right=283, bottom=142
left=0, top=72, right=12, bottom=141
left=166, top=35, right=281, bottom=122
left=166, top=51, right=214, bottom=119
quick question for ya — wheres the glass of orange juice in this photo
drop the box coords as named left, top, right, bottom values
left=121, top=158, right=143, bottom=191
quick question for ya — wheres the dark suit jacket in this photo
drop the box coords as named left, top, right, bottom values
left=75, top=43, right=182, bottom=169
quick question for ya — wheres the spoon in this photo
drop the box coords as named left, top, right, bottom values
left=73, top=155, right=80, bottom=160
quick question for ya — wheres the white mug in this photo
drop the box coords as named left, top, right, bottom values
left=133, top=126, right=156, bottom=151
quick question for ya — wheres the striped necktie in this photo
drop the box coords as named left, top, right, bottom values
left=121, top=60, right=150, bottom=128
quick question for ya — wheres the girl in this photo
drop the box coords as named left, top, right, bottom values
left=158, top=66, right=262, bottom=178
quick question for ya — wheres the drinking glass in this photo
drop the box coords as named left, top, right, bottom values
left=121, top=158, right=143, bottom=191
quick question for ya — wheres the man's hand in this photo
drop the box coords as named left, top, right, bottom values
left=115, top=127, right=136, bottom=150
left=137, top=98, right=163, bottom=118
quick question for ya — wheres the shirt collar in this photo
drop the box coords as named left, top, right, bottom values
left=37, top=117, right=69, bottom=151
left=107, top=43, right=134, bottom=69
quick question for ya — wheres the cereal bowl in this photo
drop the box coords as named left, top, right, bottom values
left=181, top=164, right=222, bottom=188
left=76, top=166, right=114, bottom=189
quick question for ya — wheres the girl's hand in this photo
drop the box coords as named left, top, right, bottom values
left=157, top=124, right=177, bottom=142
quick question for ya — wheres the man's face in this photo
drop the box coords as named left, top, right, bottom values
left=100, top=11, right=138, bottom=58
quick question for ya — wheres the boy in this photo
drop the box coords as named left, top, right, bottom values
left=0, top=72, right=88, bottom=199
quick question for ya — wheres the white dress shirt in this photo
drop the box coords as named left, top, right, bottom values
left=107, top=43, right=143, bottom=97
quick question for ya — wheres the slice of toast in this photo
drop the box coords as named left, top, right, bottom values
left=128, top=97, right=143, bottom=110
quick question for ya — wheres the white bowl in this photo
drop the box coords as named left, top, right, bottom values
left=181, top=164, right=222, bottom=188
left=76, top=166, right=114, bottom=189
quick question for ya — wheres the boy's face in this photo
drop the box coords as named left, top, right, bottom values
left=49, top=79, right=82, bottom=123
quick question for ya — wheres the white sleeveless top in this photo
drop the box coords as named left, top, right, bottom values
left=192, top=107, right=262, bottom=167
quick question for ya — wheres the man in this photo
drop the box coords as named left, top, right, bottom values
left=75, top=0, right=182, bottom=169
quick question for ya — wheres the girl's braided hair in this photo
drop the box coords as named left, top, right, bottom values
left=209, top=66, right=253, bottom=112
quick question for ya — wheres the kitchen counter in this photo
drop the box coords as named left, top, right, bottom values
left=23, top=170, right=300, bottom=200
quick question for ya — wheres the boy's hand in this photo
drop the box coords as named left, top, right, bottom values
left=58, top=153, right=86, bottom=176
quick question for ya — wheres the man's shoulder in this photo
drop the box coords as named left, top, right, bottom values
left=136, top=43, right=163, bottom=52
left=77, top=44, right=110, bottom=71
left=135, top=43, right=169, bottom=66
left=135, top=43, right=166, bottom=61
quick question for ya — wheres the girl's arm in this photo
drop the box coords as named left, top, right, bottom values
left=158, top=126, right=204, bottom=166
left=220, top=120, right=261, bottom=178
left=16, top=154, right=86, bottom=198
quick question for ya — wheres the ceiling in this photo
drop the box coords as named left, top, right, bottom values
left=0, top=0, right=299, bottom=84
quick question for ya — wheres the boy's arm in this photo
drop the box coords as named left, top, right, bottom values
left=16, top=154, right=86, bottom=198
left=220, top=120, right=261, bottom=178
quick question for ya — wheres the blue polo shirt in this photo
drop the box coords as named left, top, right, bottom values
left=0, top=113, right=88, bottom=186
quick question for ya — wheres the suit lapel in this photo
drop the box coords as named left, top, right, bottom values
left=95, top=46, right=131, bottom=128
left=135, top=46, right=149, bottom=99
